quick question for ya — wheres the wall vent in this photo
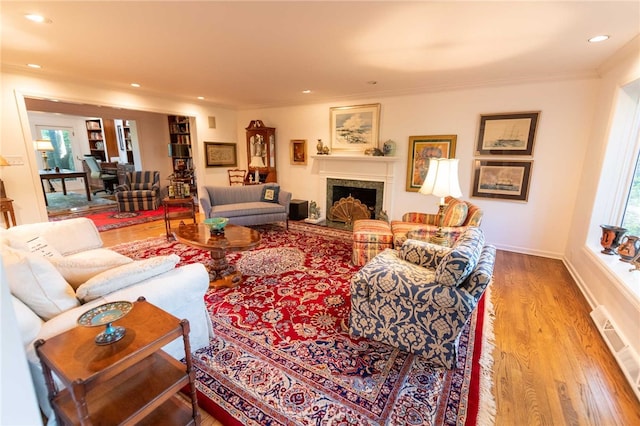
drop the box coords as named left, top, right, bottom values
left=590, top=305, right=640, bottom=402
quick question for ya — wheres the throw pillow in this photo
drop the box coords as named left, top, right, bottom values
left=76, top=254, right=180, bottom=302
left=48, top=249, right=133, bottom=289
left=435, top=227, right=485, bottom=287
left=2, top=246, right=79, bottom=321
left=26, top=236, right=61, bottom=258
left=400, top=239, right=452, bottom=269
left=442, top=198, right=469, bottom=227
left=260, top=185, right=280, bottom=203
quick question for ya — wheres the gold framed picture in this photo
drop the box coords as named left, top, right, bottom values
left=405, top=135, right=457, bottom=192
left=290, top=139, right=307, bottom=165
left=204, top=142, right=237, bottom=168
left=329, top=103, right=381, bottom=153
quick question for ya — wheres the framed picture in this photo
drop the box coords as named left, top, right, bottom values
left=476, top=111, right=540, bottom=156
left=471, top=160, right=533, bottom=202
left=405, top=135, right=457, bottom=192
left=204, top=142, right=237, bottom=168
left=330, top=103, right=381, bottom=153
left=290, top=139, right=307, bottom=165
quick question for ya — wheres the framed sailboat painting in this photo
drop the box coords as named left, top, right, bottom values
left=475, top=111, right=540, bottom=156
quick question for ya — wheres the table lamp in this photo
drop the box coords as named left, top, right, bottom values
left=419, top=158, right=462, bottom=247
left=0, top=155, right=9, bottom=198
left=35, top=139, right=55, bottom=170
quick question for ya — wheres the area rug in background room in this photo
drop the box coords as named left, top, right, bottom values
left=111, top=223, right=496, bottom=425
left=45, top=191, right=117, bottom=216
left=51, top=205, right=190, bottom=231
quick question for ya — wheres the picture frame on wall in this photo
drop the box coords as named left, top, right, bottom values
left=204, top=142, right=237, bottom=168
left=471, top=159, right=533, bottom=202
left=290, top=139, right=307, bottom=165
left=405, top=135, right=457, bottom=192
left=476, top=111, right=540, bottom=156
left=329, top=103, right=381, bottom=153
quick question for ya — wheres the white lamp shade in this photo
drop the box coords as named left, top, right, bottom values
left=419, top=158, right=462, bottom=198
left=34, top=140, right=54, bottom=151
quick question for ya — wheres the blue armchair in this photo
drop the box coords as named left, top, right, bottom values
left=114, top=171, right=161, bottom=212
left=348, top=227, right=496, bottom=368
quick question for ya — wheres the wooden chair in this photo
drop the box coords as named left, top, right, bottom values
left=228, top=169, right=246, bottom=186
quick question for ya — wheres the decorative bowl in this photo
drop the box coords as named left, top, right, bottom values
left=204, top=217, right=229, bottom=235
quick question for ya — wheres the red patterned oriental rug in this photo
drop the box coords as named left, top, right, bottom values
left=111, top=223, right=496, bottom=425
left=51, top=205, right=189, bottom=231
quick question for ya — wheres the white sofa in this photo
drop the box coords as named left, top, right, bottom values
left=0, top=217, right=213, bottom=423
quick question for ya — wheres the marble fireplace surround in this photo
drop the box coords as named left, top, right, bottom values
left=310, top=155, right=399, bottom=225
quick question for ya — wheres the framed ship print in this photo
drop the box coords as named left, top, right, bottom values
left=471, top=159, right=533, bottom=202
left=476, top=111, right=540, bottom=156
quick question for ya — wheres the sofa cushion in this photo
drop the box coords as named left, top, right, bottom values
left=260, top=185, right=280, bottom=203
left=434, top=227, right=485, bottom=287
left=2, top=246, right=79, bottom=320
left=210, top=202, right=285, bottom=218
left=400, top=239, right=452, bottom=269
left=48, top=249, right=133, bottom=289
left=76, top=254, right=180, bottom=302
left=4, top=217, right=103, bottom=256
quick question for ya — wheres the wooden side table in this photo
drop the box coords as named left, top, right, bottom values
left=34, top=297, right=200, bottom=425
left=163, top=196, right=197, bottom=239
left=0, top=197, right=16, bottom=228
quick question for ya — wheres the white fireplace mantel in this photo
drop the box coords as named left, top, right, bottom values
left=310, top=154, right=400, bottom=217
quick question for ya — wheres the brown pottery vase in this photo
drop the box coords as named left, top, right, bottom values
left=600, top=225, right=627, bottom=255
left=617, top=234, right=640, bottom=262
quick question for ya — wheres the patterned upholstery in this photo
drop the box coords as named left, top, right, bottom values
left=349, top=227, right=495, bottom=368
left=390, top=197, right=482, bottom=247
left=114, top=171, right=161, bottom=212
left=352, top=219, right=394, bottom=266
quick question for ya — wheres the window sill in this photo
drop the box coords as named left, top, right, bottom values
left=587, top=242, right=640, bottom=304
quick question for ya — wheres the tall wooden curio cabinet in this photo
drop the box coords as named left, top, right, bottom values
left=246, top=120, right=276, bottom=183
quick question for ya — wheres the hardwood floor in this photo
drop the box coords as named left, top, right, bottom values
left=100, top=220, right=640, bottom=425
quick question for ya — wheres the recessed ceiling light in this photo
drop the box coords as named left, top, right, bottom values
left=130, top=83, right=141, bottom=88
left=197, top=96, right=205, bottom=100
left=302, top=90, right=312, bottom=94
left=25, top=14, right=51, bottom=23
left=588, top=35, right=610, bottom=43
left=367, top=81, right=378, bottom=85
left=27, top=63, right=42, bottom=69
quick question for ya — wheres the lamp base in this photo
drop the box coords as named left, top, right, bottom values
left=429, top=232, right=451, bottom=247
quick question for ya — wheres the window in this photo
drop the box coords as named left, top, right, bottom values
left=35, top=126, right=76, bottom=171
left=622, top=137, right=640, bottom=236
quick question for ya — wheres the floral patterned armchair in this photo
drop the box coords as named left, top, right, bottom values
left=349, top=227, right=495, bottom=368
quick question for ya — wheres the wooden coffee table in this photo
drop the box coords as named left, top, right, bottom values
left=173, top=223, right=261, bottom=288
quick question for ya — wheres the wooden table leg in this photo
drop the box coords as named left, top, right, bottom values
left=207, top=249, right=242, bottom=288
left=40, top=178, right=49, bottom=206
left=82, top=175, right=92, bottom=201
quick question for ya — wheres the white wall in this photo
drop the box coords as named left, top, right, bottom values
left=565, top=37, right=640, bottom=360
left=238, top=78, right=598, bottom=258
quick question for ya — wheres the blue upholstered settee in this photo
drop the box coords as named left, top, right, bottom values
left=349, top=227, right=496, bottom=368
left=199, top=183, right=291, bottom=228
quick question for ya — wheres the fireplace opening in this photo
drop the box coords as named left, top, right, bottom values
left=326, top=178, right=384, bottom=230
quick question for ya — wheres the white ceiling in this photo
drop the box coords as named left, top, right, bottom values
left=2, top=1, right=639, bottom=109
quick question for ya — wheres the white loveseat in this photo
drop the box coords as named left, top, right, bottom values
left=0, top=217, right=213, bottom=423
